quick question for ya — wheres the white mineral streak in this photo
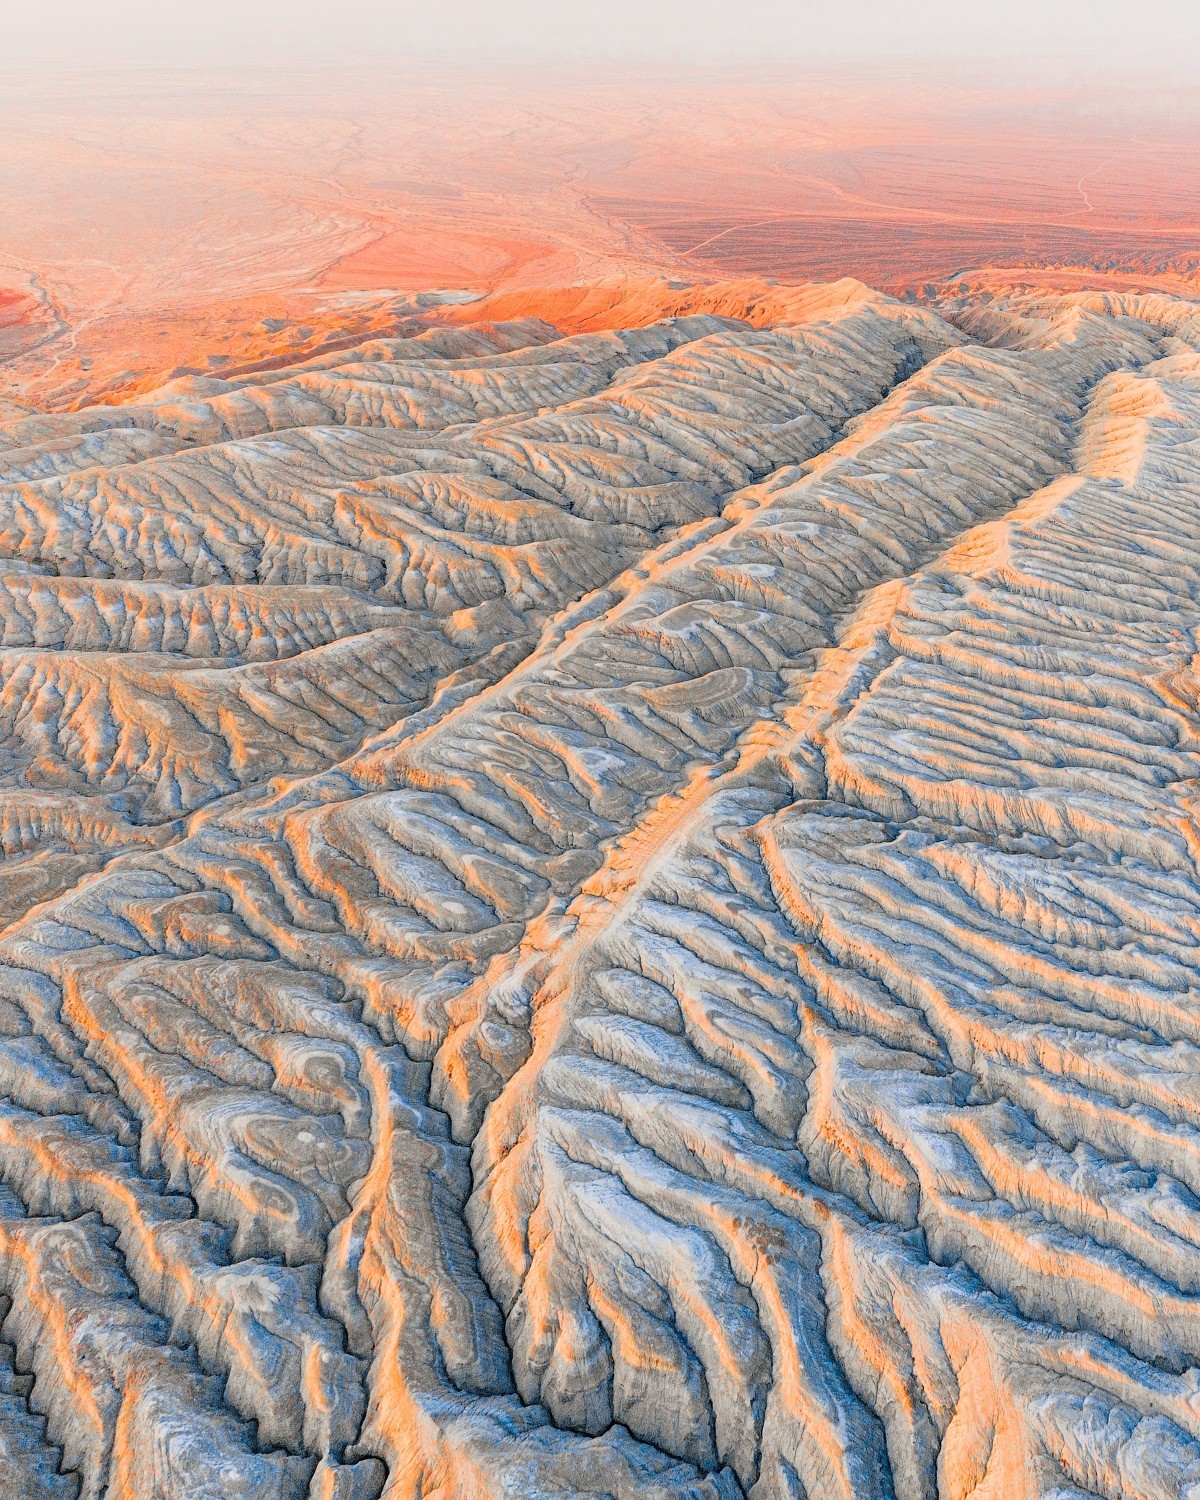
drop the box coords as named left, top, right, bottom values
left=0, top=280, right=1196, bottom=1498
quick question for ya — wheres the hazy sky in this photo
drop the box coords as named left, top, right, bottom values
left=5, top=0, right=1200, bottom=75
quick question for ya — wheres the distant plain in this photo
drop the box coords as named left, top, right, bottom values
left=4, top=62, right=1200, bottom=410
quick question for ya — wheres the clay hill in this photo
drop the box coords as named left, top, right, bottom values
left=0, top=274, right=1198, bottom=1498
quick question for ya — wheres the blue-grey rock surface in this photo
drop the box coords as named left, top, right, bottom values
left=1, top=279, right=1199, bottom=1498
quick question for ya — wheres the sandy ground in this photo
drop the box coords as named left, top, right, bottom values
left=3, top=62, right=1200, bottom=409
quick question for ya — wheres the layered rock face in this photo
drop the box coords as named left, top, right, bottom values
left=1, top=278, right=1199, bottom=1498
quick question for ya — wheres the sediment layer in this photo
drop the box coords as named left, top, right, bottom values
left=1, top=279, right=1198, bottom=1498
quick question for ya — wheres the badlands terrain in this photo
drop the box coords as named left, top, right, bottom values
left=0, top=267, right=1200, bottom=1500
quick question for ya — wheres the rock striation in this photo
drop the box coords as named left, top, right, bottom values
left=1, top=278, right=1199, bottom=1497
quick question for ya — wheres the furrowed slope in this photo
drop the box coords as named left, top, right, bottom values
left=0, top=280, right=1197, bottom=1500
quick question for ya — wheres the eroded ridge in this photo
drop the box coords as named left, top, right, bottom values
left=0, top=279, right=1197, bottom=1498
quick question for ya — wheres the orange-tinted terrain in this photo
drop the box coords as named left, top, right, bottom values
left=7, top=49, right=1200, bottom=1500
left=4, top=64, right=1200, bottom=410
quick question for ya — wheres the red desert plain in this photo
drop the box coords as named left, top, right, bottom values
left=4, top=63, right=1200, bottom=408
left=7, top=41, right=1200, bottom=1500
